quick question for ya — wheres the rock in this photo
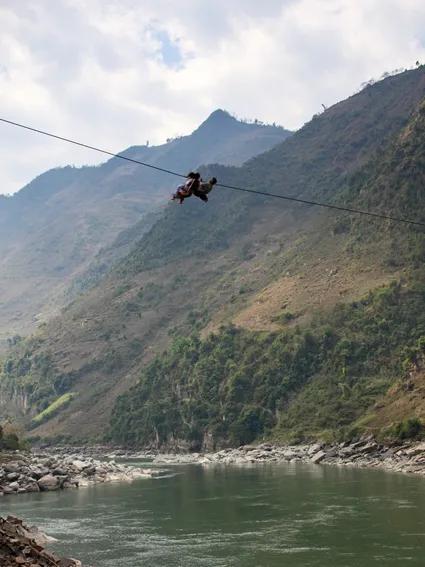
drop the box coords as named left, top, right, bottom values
left=6, top=472, right=20, bottom=482
left=0, top=515, right=83, bottom=566
left=71, top=460, right=87, bottom=472
left=24, top=481, right=40, bottom=493
left=37, top=474, right=60, bottom=491
left=3, top=463, right=20, bottom=474
left=361, top=442, right=379, bottom=454
left=95, top=466, right=108, bottom=475
left=404, top=442, right=425, bottom=457
left=324, top=448, right=338, bottom=458
left=308, top=443, right=323, bottom=456
left=52, top=468, right=68, bottom=476
left=311, top=450, right=327, bottom=464
left=29, top=467, right=50, bottom=480
left=7, top=482, right=20, bottom=491
left=82, top=466, right=96, bottom=476
left=62, top=481, right=78, bottom=489
left=56, top=476, right=70, bottom=489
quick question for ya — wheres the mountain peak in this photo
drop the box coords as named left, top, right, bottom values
left=196, top=109, right=236, bottom=131
left=206, top=108, right=234, bottom=121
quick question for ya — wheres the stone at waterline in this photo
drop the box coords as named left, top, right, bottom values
left=311, top=450, right=327, bottom=464
left=38, top=474, right=60, bottom=491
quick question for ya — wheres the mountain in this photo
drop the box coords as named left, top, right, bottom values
left=1, top=67, right=425, bottom=446
left=0, top=111, right=290, bottom=340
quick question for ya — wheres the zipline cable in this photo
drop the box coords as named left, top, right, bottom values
left=0, top=117, right=187, bottom=179
left=1, top=116, right=425, bottom=229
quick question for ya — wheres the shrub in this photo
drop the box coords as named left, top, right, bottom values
left=390, top=417, right=424, bottom=440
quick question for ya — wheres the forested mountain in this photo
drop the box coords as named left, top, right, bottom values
left=0, top=111, right=290, bottom=340
left=1, top=67, right=424, bottom=447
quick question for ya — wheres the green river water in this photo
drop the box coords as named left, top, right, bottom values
left=1, top=462, right=425, bottom=566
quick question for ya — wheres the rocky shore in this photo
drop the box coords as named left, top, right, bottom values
left=150, top=438, right=425, bottom=476
left=0, top=451, right=166, bottom=497
left=2, top=438, right=424, bottom=498
left=0, top=515, right=84, bottom=566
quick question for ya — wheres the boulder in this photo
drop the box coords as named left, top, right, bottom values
left=23, top=481, right=40, bottom=493
left=3, top=463, right=20, bottom=474
left=308, top=443, right=323, bottom=456
left=37, top=474, right=60, bottom=491
left=56, top=476, right=70, bottom=488
left=71, top=460, right=87, bottom=472
left=311, top=450, right=327, bottom=464
left=30, top=466, right=50, bottom=479
left=404, top=442, right=425, bottom=457
left=361, top=442, right=379, bottom=454
left=52, top=468, right=68, bottom=476
left=62, top=480, right=78, bottom=489
left=82, top=465, right=96, bottom=476
left=6, top=472, right=20, bottom=482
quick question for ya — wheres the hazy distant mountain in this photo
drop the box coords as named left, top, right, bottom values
left=0, top=111, right=291, bottom=338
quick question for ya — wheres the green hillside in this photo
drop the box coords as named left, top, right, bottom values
left=110, top=276, right=425, bottom=448
left=108, top=94, right=425, bottom=448
left=1, top=67, right=425, bottom=445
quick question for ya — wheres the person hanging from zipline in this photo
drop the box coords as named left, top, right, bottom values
left=171, top=172, right=200, bottom=204
left=192, top=177, right=217, bottom=203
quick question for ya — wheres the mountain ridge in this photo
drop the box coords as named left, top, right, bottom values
left=0, top=111, right=290, bottom=340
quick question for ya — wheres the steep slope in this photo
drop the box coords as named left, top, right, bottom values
left=1, top=67, right=425, bottom=444
left=0, top=111, right=290, bottom=339
left=111, top=95, right=425, bottom=448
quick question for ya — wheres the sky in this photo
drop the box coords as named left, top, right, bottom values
left=0, top=0, right=425, bottom=195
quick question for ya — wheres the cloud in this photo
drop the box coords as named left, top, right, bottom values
left=0, top=0, right=424, bottom=194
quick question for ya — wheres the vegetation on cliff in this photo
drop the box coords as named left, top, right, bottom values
left=109, top=272, right=425, bottom=448
left=0, top=423, right=27, bottom=451
left=109, top=82, right=425, bottom=448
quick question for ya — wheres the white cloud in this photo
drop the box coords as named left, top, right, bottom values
left=0, top=0, right=424, bottom=194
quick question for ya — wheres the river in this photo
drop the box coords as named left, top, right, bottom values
left=1, top=461, right=425, bottom=566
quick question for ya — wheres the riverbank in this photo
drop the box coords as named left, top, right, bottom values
left=1, top=438, right=424, bottom=498
left=0, top=451, right=167, bottom=496
left=0, top=515, right=84, bottom=566
left=150, top=438, right=425, bottom=475
left=48, top=438, right=425, bottom=475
